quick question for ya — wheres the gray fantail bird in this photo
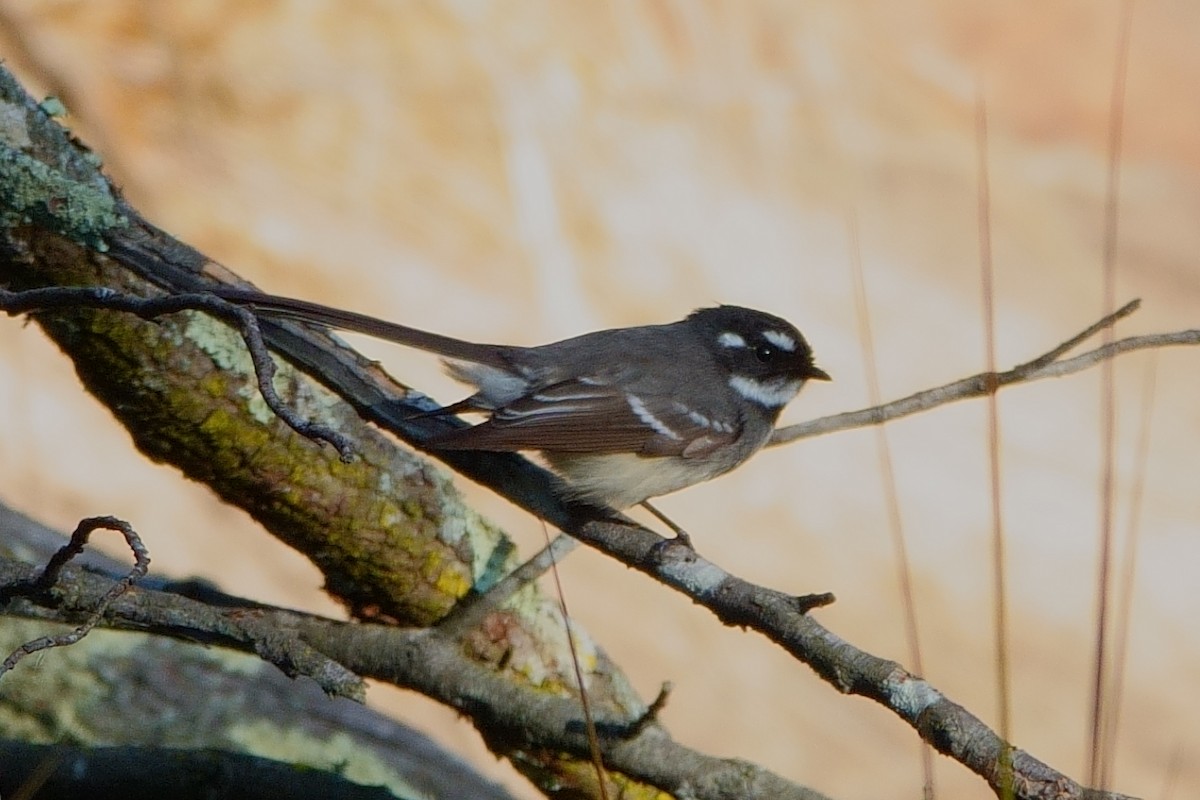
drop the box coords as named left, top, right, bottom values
left=215, top=288, right=830, bottom=542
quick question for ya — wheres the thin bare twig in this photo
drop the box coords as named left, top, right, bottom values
left=976, top=84, right=1014, bottom=800
left=1104, top=356, right=1156, bottom=786
left=0, top=546, right=366, bottom=700
left=772, top=299, right=1188, bottom=445
left=0, top=286, right=355, bottom=459
left=541, top=520, right=610, bottom=800
left=847, top=212, right=933, bottom=797
left=0, top=516, right=149, bottom=677
left=1091, top=0, right=1136, bottom=788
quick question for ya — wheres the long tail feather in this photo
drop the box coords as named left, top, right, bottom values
left=212, top=287, right=509, bottom=367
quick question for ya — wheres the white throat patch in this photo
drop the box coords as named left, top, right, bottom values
left=728, top=374, right=802, bottom=408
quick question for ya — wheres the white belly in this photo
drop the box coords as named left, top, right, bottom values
left=545, top=451, right=740, bottom=509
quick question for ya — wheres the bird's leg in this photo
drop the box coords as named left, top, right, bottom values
left=640, top=501, right=694, bottom=549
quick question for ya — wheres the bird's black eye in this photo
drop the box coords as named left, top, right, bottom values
left=754, top=344, right=775, bottom=363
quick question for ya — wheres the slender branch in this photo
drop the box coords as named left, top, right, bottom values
left=0, top=505, right=518, bottom=800
left=1024, top=300, right=1140, bottom=369
left=552, top=520, right=1140, bottom=800
left=0, top=549, right=831, bottom=800
left=775, top=301, right=1196, bottom=446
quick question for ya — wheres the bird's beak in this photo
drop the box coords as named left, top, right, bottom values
left=807, top=365, right=832, bottom=382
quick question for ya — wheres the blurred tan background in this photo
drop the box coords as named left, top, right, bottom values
left=1, top=2, right=1198, bottom=798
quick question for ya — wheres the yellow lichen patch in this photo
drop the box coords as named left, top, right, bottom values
left=226, top=722, right=424, bottom=798
left=431, top=556, right=472, bottom=599
left=200, top=407, right=274, bottom=455
left=517, top=751, right=673, bottom=800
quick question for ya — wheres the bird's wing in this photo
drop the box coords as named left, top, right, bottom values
left=427, top=377, right=740, bottom=457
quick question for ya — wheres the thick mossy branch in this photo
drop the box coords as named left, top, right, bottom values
left=5, top=232, right=482, bottom=624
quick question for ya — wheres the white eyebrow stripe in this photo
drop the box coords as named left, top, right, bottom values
left=627, top=393, right=681, bottom=439
left=718, top=332, right=747, bottom=348
left=762, top=329, right=797, bottom=352
left=728, top=375, right=802, bottom=408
